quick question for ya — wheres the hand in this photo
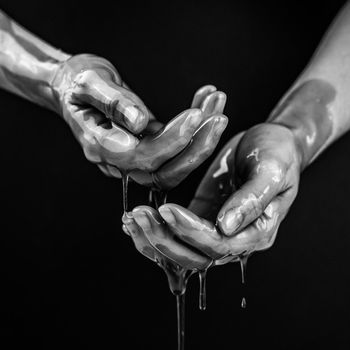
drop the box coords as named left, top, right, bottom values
left=124, top=123, right=301, bottom=269
left=52, top=54, right=228, bottom=189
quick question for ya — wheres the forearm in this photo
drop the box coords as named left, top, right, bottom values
left=268, top=2, right=350, bottom=169
left=0, top=10, right=71, bottom=112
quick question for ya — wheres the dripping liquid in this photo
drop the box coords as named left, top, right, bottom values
left=239, top=254, right=249, bottom=309
left=150, top=188, right=189, bottom=350
left=121, top=173, right=129, bottom=213
left=149, top=188, right=168, bottom=209
left=176, top=293, right=186, bottom=350
left=156, top=257, right=194, bottom=350
left=198, top=269, right=208, bottom=311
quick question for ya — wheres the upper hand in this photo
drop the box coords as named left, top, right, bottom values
left=52, top=54, right=228, bottom=189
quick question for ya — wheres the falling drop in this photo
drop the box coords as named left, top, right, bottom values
left=198, top=269, right=208, bottom=311
left=176, top=293, right=186, bottom=350
left=239, top=253, right=250, bottom=309
left=121, top=172, right=129, bottom=213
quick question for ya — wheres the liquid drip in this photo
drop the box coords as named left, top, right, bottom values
left=176, top=293, right=186, bottom=350
left=239, top=253, right=249, bottom=309
left=121, top=173, right=129, bottom=213
left=156, top=257, right=194, bottom=350
left=149, top=188, right=168, bottom=209
left=198, top=269, right=208, bottom=311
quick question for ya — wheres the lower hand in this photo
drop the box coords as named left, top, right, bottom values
left=124, top=123, right=301, bottom=269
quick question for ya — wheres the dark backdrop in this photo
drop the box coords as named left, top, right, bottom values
left=0, top=0, right=349, bottom=348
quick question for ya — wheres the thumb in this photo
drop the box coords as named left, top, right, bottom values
left=217, top=160, right=285, bottom=236
left=73, top=69, right=149, bottom=134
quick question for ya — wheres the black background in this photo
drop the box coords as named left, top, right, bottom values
left=0, top=0, right=349, bottom=348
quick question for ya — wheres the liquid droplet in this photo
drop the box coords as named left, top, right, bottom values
left=241, top=297, right=246, bottom=309
left=198, top=269, right=208, bottom=311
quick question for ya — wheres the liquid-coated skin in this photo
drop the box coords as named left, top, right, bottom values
left=124, top=78, right=337, bottom=268
left=125, top=0, right=350, bottom=269
left=0, top=11, right=229, bottom=189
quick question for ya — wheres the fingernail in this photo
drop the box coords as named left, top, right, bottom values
left=222, top=210, right=243, bottom=236
left=213, top=117, right=228, bottom=137
left=122, top=224, right=130, bottom=236
left=133, top=210, right=151, bottom=230
left=159, top=206, right=176, bottom=225
left=214, top=92, right=226, bottom=111
left=122, top=212, right=133, bottom=224
left=125, top=105, right=148, bottom=132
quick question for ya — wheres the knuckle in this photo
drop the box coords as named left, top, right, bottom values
left=73, top=69, right=95, bottom=91
left=252, top=198, right=264, bottom=218
left=260, top=159, right=284, bottom=176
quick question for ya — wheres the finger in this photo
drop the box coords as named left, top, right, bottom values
left=122, top=212, right=157, bottom=262
left=217, top=159, right=285, bottom=236
left=97, top=164, right=112, bottom=177
left=200, top=91, right=227, bottom=119
left=134, top=108, right=203, bottom=172
left=106, top=165, right=122, bottom=178
left=154, top=115, right=228, bottom=189
left=158, top=204, right=231, bottom=259
left=132, top=206, right=211, bottom=270
left=224, top=196, right=290, bottom=255
left=73, top=69, right=149, bottom=134
left=191, top=85, right=217, bottom=108
left=72, top=108, right=139, bottom=168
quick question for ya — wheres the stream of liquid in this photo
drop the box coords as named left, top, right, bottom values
left=122, top=178, right=250, bottom=348
left=176, top=294, right=186, bottom=350
left=121, top=173, right=129, bottom=213
left=155, top=252, right=194, bottom=350
left=239, top=253, right=249, bottom=309
left=198, top=269, right=208, bottom=311
left=149, top=188, right=191, bottom=350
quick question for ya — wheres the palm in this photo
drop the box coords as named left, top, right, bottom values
left=124, top=123, right=301, bottom=271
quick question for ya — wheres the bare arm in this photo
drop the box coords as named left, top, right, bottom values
left=0, top=10, right=70, bottom=111
left=268, top=1, right=350, bottom=169
left=0, top=10, right=229, bottom=190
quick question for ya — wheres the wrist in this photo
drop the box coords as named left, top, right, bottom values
left=47, top=53, right=73, bottom=114
left=267, top=79, right=336, bottom=170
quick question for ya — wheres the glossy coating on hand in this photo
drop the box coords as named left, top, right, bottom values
left=52, top=55, right=229, bottom=184
left=122, top=212, right=195, bottom=295
left=100, top=86, right=228, bottom=189
left=166, top=82, right=335, bottom=259
left=131, top=206, right=212, bottom=270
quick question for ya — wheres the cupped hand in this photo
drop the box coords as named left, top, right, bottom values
left=124, top=123, right=302, bottom=270
left=51, top=54, right=228, bottom=189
